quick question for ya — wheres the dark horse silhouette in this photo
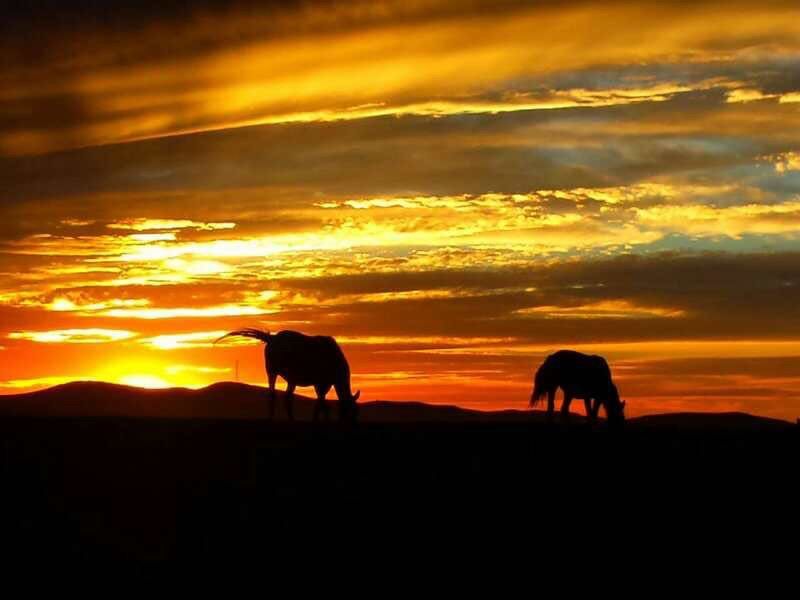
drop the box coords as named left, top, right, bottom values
left=215, top=329, right=360, bottom=421
left=529, top=350, right=625, bottom=425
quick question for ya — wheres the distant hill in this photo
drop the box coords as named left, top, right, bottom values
left=0, top=381, right=795, bottom=430
left=0, top=381, right=539, bottom=422
left=0, top=381, right=282, bottom=420
left=629, top=411, right=795, bottom=431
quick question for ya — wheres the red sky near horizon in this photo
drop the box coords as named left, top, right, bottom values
left=2, top=0, right=800, bottom=419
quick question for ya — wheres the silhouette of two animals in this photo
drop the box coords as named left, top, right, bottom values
left=530, top=350, right=625, bottom=425
left=213, top=329, right=617, bottom=426
left=215, top=329, right=360, bottom=421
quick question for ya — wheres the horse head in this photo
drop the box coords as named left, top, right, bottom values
left=605, top=384, right=626, bottom=426
left=339, top=389, right=361, bottom=421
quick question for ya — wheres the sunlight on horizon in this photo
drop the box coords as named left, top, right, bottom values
left=117, top=374, right=174, bottom=389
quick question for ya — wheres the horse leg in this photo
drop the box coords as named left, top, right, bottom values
left=321, top=385, right=332, bottom=421
left=267, top=372, right=277, bottom=420
left=546, top=388, right=556, bottom=422
left=584, top=398, right=596, bottom=425
left=285, top=381, right=296, bottom=421
left=591, top=398, right=602, bottom=421
left=313, top=384, right=330, bottom=422
left=561, top=392, right=573, bottom=422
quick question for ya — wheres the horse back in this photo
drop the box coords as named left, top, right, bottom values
left=541, top=350, right=612, bottom=392
left=267, top=330, right=350, bottom=385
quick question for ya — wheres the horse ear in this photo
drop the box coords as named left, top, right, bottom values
left=353, top=390, right=361, bottom=402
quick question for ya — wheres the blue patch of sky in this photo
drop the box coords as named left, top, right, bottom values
left=635, top=232, right=800, bottom=255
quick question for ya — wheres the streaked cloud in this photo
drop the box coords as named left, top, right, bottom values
left=61, top=219, right=95, bottom=227
left=726, top=88, right=800, bottom=104
left=633, top=201, right=800, bottom=238
left=725, top=88, right=778, bottom=103
left=46, top=297, right=150, bottom=313
left=336, top=335, right=517, bottom=346
left=515, top=300, right=686, bottom=320
left=409, top=339, right=800, bottom=360
left=0, top=375, right=88, bottom=390
left=107, top=219, right=236, bottom=231
left=4, top=1, right=800, bottom=155
left=101, top=305, right=275, bottom=319
left=141, top=331, right=230, bottom=350
left=165, top=364, right=230, bottom=375
left=8, top=329, right=137, bottom=344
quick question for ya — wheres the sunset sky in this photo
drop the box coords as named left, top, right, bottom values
left=2, top=0, right=800, bottom=418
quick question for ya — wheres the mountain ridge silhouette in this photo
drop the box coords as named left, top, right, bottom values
left=0, top=380, right=793, bottom=429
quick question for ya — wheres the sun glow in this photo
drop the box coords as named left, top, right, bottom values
left=118, top=374, right=172, bottom=389
left=141, top=331, right=230, bottom=350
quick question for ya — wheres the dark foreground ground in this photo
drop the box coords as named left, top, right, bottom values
left=1, top=411, right=797, bottom=563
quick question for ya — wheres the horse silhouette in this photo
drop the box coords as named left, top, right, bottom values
left=215, top=329, right=360, bottom=421
left=529, top=350, right=625, bottom=425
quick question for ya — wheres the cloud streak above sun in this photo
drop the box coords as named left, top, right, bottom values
left=1, top=0, right=800, bottom=419
left=8, top=329, right=137, bottom=344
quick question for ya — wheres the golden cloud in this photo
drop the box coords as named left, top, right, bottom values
left=140, top=331, right=231, bottom=350
left=634, top=201, right=800, bottom=237
left=726, top=88, right=800, bottom=104
left=0, top=375, right=87, bottom=390
left=411, top=340, right=800, bottom=360
left=4, top=2, right=800, bottom=154
left=8, top=328, right=137, bottom=344
left=769, top=152, right=800, bottom=174
left=165, top=365, right=231, bottom=375
left=725, top=88, right=779, bottom=103
left=101, top=305, right=275, bottom=319
left=515, top=300, right=686, bottom=319
left=46, top=297, right=150, bottom=313
left=336, top=335, right=517, bottom=346
left=107, top=219, right=236, bottom=231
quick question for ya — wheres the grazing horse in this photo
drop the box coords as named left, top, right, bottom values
left=215, top=329, right=360, bottom=421
left=529, top=350, right=625, bottom=425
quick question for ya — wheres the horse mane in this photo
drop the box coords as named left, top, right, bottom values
left=214, top=328, right=271, bottom=344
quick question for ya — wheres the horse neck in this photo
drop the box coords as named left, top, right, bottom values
left=334, top=378, right=352, bottom=400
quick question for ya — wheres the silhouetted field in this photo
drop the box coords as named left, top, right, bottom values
left=0, top=383, right=797, bottom=562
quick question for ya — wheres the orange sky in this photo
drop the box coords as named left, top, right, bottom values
left=2, top=0, right=800, bottom=419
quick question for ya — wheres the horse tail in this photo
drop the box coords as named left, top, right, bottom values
left=529, top=383, right=547, bottom=407
left=214, top=328, right=271, bottom=344
left=529, top=361, right=551, bottom=407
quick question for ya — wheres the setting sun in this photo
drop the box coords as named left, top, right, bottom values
left=118, top=375, right=172, bottom=389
